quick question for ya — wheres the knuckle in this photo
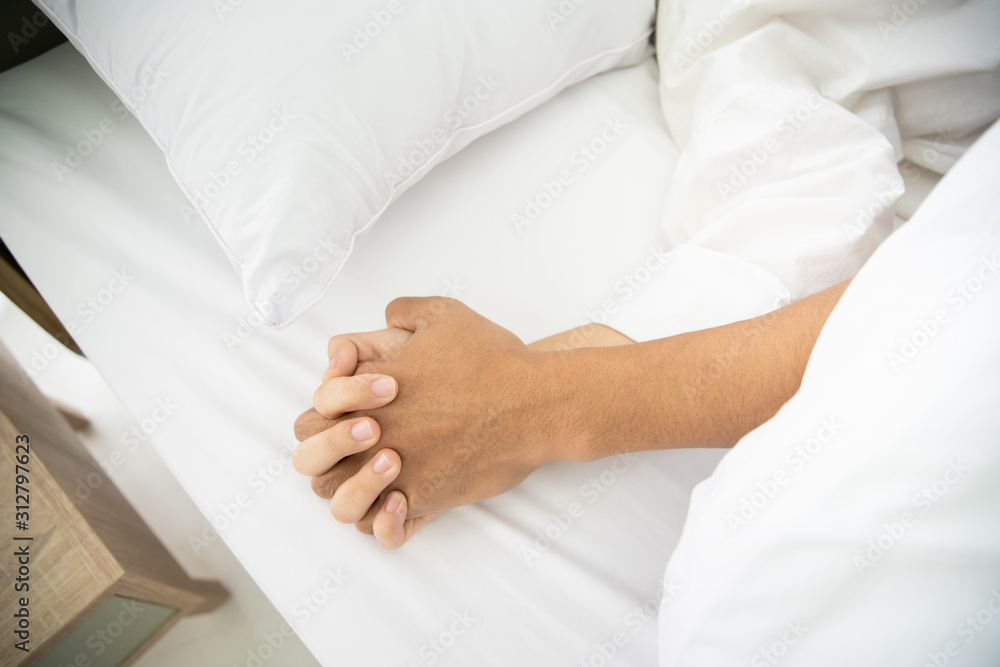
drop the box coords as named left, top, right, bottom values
left=330, top=482, right=364, bottom=524
left=311, top=474, right=335, bottom=499
left=326, top=332, right=352, bottom=352
left=314, top=377, right=367, bottom=417
left=375, top=526, right=402, bottom=551
left=362, top=501, right=381, bottom=526
left=351, top=374, right=373, bottom=399
left=406, top=494, right=425, bottom=515
left=312, top=384, right=329, bottom=413
left=293, top=411, right=314, bottom=441
left=292, top=446, right=307, bottom=474
left=330, top=501, right=355, bottom=524
left=295, top=409, right=334, bottom=441
left=385, top=297, right=407, bottom=318
left=323, top=425, right=344, bottom=455
left=431, top=296, right=457, bottom=312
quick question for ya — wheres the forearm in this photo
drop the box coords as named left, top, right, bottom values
left=301, top=284, right=849, bottom=534
left=529, top=280, right=850, bottom=462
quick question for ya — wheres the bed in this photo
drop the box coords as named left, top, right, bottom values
left=0, top=40, right=729, bottom=667
left=1, top=1, right=999, bottom=665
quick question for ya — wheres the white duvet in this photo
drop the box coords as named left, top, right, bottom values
left=637, top=1, right=1000, bottom=664
left=610, top=0, right=1000, bottom=343
left=658, top=114, right=1000, bottom=667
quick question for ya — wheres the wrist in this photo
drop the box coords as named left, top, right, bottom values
left=517, top=348, right=603, bottom=464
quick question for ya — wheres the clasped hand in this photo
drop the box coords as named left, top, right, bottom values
left=292, top=297, right=560, bottom=549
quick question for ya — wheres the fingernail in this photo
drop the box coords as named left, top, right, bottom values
left=385, top=493, right=401, bottom=514
left=371, top=377, right=395, bottom=398
left=372, top=453, right=392, bottom=474
left=324, top=356, right=337, bottom=376
left=350, top=420, right=374, bottom=441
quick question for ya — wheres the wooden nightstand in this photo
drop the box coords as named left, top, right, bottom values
left=0, top=341, right=227, bottom=666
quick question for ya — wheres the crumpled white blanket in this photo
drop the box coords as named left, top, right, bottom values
left=609, top=0, right=1000, bottom=342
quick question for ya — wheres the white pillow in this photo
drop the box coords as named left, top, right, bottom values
left=657, top=120, right=1000, bottom=665
left=35, top=0, right=654, bottom=327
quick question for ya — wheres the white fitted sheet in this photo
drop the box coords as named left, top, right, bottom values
left=0, top=45, right=734, bottom=666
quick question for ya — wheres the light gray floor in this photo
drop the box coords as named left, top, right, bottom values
left=0, top=295, right=320, bottom=667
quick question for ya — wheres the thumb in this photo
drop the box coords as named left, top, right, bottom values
left=324, top=327, right=412, bottom=383
left=372, top=492, right=440, bottom=550
left=384, top=296, right=459, bottom=332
